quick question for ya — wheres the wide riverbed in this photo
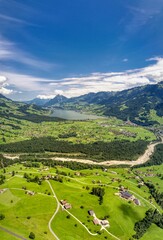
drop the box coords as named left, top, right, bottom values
left=51, top=109, right=102, bottom=120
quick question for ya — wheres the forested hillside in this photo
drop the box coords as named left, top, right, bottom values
left=43, top=81, right=163, bottom=126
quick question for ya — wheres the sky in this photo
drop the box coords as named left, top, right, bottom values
left=0, top=0, right=163, bottom=101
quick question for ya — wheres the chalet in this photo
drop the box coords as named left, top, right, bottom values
left=93, top=218, right=99, bottom=225
left=134, top=199, right=141, bottom=206
left=119, top=186, right=125, bottom=191
left=88, top=210, right=94, bottom=216
left=26, top=190, right=35, bottom=196
left=64, top=203, right=72, bottom=209
left=120, top=191, right=134, bottom=200
left=101, top=220, right=109, bottom=226
left=60, top=200, right=72, bottom=209
left=60, top=200, right=67, bottom=205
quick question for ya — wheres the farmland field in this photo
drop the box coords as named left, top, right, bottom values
left=0, top=163, right=162, bottom=240
left=0, top=117, right=156, bottom=145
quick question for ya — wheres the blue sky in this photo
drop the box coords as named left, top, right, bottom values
left=0, top=0, right=163, bottom=100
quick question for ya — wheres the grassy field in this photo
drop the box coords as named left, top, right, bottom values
left=149, top=110, right=163, bottom=125
left=0, top=117, right=156, bottom=145
left=135, top=165, right=163, bottom=191
left=0, top=163, right=162, bottom=240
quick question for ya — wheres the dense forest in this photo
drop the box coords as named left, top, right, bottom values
left=145, top=182, right=163, bottom=209
left=133, top=209, right=163, bottom=239
left=134, top=143, right=163, bottom=168
left=0, top=137, right=148, bottom=161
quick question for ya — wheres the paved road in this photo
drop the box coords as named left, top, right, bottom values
left=0, top=226, right=27, bottom=240
left=103, top=227, right=121, bottom=240
left=46, top=180, right=60, bottom=240
left=64, top=208, right=97, bottom=236
left=46, top=180, right=98, bottom=237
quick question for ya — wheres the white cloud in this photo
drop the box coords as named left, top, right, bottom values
left=125, top=1, right=163, bottom=35
left=123, top=58, right=128, bottom=62
left=37, top=94, right=56, bottom=100
left=37, top=90, right=64, bottom=99
left=0, top=36, right=56, bottom=70
left=1, top=57, right=163, bottom=99
left=0, top=87, right=13, bottom=95
left=0, top=75, right=7, bottom=84
left=0, top=13, right=29, bottom=25
left=0, top=75, right=13, bottom=95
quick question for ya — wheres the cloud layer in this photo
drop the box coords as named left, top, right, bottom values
left=0, top=57, right=163, bottom=100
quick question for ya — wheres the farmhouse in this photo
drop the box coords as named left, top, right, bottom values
left=26, top=190, right=35, bottom=196
left=64, top=203, right=72, bottom=209
left=93, top=218, right=99, bottom=225
left=88, top=210, right=95, bottom=216
left=118, top=190, right=141, bottom=205
left=120, top=191, right=134, bottom=200
left=60, top=199, right=72, bottom=209
left=101, top=220, right=109, bottom=227
left=134, top=198, right=141, bottom=206
left=60, top=200, right=67, bottom=205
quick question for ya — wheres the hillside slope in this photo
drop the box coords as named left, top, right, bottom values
left=0, top=93, right=62, bottom=125
left=44, top=82, right=163, bottom=125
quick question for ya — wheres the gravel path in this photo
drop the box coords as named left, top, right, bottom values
left=0, top=226, right=27, bottom=240
left=46, top=180, right=60, bottom=240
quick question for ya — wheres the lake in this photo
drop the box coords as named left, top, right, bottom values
left=51, top=109, right=102, bottom=120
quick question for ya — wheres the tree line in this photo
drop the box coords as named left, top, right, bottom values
left=145, top=182, right=163, bottom=209
left=133, top=208, right=163, bottom=239
left=0, top=137, right=148, bottom=161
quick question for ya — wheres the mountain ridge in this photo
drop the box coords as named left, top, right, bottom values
left=43, top=81, right=163, bottom=125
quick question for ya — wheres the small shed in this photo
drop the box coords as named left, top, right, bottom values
left=88, top=210, right=94, bottom=216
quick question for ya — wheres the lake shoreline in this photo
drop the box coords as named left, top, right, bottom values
left=50, top=108, right=104, bottom=120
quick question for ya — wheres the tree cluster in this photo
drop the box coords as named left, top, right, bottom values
left=133, top=209, right=163, bottom=239
left=23, top=173, right=42, bottom=185
left=91, top=187, right=105, bottom=205
left=145, top=182, right=163, bottom=209
left=0, top=174, right=5, bottom=185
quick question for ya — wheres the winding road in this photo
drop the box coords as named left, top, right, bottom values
left=46, top=180, right=60, bottom=240
left=46, top=180, right=98, bottom=237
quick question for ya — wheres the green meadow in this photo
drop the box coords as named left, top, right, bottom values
left=0, top=117, right=156, bottom=145
left=0, top=163, right=162, bottom=240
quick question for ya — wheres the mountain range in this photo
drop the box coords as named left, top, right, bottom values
left=1, top=81, right=163, bottom=126
left=27, top=81, right=163, bottom=125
